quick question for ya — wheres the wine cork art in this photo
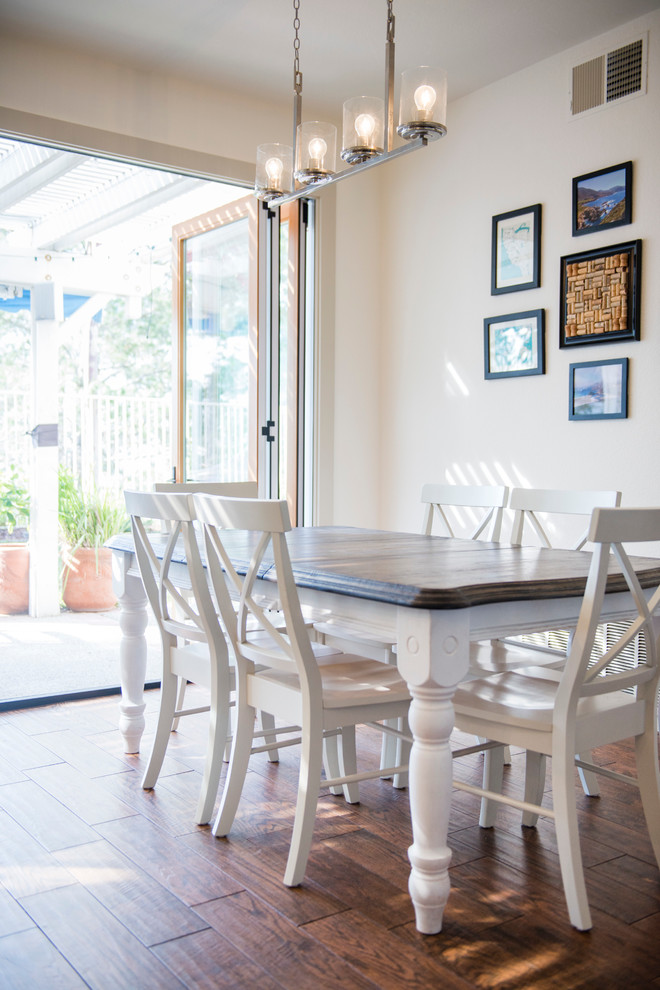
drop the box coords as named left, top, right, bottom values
left=564, top=252, right=629, bottom=339
left=560, top=240, right=640, bottom=347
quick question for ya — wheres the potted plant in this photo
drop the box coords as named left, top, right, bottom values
left=59, top=467, right=129, bottom=611
left=0, top=467, right=30, bottom=614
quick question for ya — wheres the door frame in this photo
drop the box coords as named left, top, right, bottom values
left=172, top=195, right=259, bottom=487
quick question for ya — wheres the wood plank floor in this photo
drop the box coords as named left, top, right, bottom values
left=1, top=685, right=660, bottom=989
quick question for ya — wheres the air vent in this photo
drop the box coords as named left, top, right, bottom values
left=607, top=39, right=644, bottom=102
left=570, top=34, right=647, bottom=117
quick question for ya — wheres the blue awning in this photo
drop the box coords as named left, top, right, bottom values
left=0, top=291, right=95, bottom=319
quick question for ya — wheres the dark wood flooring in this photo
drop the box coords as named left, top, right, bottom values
left=1, top=685, right=660, bottom=989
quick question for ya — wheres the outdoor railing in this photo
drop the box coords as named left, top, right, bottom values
left=0, top=390, right=248, bottom=495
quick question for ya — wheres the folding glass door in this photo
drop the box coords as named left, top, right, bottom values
left=173, top=196, right=313, bottom=522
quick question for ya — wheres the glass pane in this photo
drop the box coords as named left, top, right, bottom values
left=183, top=216, right=250, bottom=481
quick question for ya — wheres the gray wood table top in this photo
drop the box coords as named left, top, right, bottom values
left=107, top=525, right=660, bottom=611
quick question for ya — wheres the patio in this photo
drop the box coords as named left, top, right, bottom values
left=0, top=607, right=161, bottom=707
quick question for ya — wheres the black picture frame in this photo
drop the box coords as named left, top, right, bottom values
left=484, top=309, right=545, bottom=379
left=559, top=239, right=641, bottom=348
left=572, top=161, right=632, bottom=236
left=569, top=358, right=628, bottom=421
left=491, top=204, right=541, bottom=295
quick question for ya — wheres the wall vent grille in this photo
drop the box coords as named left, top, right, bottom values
left=607, top=39, right=644, bottom=102
left=570, top=34, right=647, bottom=117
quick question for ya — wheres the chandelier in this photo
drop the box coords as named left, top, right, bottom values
left=255, top=0, right=447, bottom=203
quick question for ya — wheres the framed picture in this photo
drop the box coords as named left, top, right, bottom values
left=572, top=161, right=632, bottom=236
left=559, top=239, right=641, bottom=348
left=569, top=358, right=628, bottom=421
left=491, top=204, right=541, bottom=294
left=484, top=309, right=545, bottom=379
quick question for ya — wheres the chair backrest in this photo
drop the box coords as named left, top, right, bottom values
left=193, top=494, right=322, bottom=696
left=154, top=481, right=258, bottom=498
left=558, top=506, right=660, bottom=722
left=420, top=483, right=509, bottom=541
left=124, top=489, right=225, bottom=657
left=509, top=487, right=622, bottom=550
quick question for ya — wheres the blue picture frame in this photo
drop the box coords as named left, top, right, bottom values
left=568, top=358, right=628, bottom=420
left=484, top=309, right=545, bottom=379
left=491, top=204, right=541, bottom=294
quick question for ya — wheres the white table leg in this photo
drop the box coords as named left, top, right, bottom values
left=112, top=550, right=148, bottom=754
left=396, top=607, right=470, bottom=934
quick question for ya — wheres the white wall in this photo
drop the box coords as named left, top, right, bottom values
left=2, top=15, right=659, bottom=544
left=331, top=11, right=660, bottom=542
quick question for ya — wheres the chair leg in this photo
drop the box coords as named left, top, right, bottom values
left=141, top=668, right=178, bottom=790
left=323, top=733, right=344, bottom=797
left=171, top=676, right=188, bottom=731
left=576, top=751, right=601, bottom=797
left=553, top=744, right=592, bottom=931
left=260, top=710, right=280, bottom=762
left=212, top=695, right=256, bottom=838
left=195, top=666, right=232, bottom=826
left=284, top=724, right=324, bottom=887
left=338, top=726, right=360, bottom=804
left=380, top=718, right=398, bottom=778
left=522, top=751, right=546, bottom=827
left=479, top=745, right=505, bottom=828
left=392, top=716, right=410, bottom=789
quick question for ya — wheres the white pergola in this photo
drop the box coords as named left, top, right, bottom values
left=0, top=137, right=238, bottom=615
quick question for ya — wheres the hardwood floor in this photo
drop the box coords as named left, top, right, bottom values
left=1, top=686, right=660, bottom=989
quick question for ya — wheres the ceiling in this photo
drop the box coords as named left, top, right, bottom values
left=3, top=0, right=660, bottom=112
left=2, top=0, right=659, bottom=302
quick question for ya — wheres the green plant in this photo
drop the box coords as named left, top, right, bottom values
left=0, top=466, right=30, bottom=535
left=58, top=467, right=129, bottom=553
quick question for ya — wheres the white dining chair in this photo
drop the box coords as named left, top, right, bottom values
left=125, top=488, right=299, bottom=824
left=194, top=492, right=412, bottom=887
left=451, top=505, right=660, bottom=931
left=125, top=489, right=237, bottom=825
left=314, top=482, right=510, bottom=788
left=420, top=482, right=509, bottom=541
left=475, top=487, right=623, bottom=827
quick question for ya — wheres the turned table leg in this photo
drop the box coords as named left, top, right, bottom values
left=112, top=551, right=149, bottom=754
left=396, top=607, right=469, bottom=934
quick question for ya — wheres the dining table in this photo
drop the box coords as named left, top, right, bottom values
left=107, top=524, right=660, bottom=935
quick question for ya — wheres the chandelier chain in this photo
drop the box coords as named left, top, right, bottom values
left=386, top=0, right=395, bottom=43
left=293, top=0, right=302, bottom=95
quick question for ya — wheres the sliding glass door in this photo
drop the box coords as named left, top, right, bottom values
left=173, top=195, right=314, bottom=522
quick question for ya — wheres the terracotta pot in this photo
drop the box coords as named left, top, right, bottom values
left=0, top=543, right=30, bottom=614
left=62, top=546, right=116, bottom=612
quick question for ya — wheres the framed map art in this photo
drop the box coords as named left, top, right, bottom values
left=491, top=204, right=541, bottom=294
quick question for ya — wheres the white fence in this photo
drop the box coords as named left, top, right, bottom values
left=1, top=390, right=248, bottom=495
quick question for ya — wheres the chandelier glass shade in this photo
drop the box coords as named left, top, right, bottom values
left=397, top=67, right=448, bottom=140
left=294, top=120, right=337, bottom=184
left=341, top=96, right=385, bottom=164
left=255, top=143, right=294, bottom=199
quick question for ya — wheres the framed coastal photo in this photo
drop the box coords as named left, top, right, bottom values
left=569, top=358, right=628, bottom=421
left=484, top=309, right=545, bottom=379
left=572, top=161, right=632, bottom=236
left=491, top=204, right=541, bottom=294
left=559, top=240, right=641, bottom=348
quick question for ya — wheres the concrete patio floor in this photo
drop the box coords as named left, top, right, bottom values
left=0, top=607, right=162, bottom=705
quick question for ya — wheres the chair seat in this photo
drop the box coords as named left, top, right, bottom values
left=253, top=655, right=411, bottom=709
left=455, top=664, right=642, bottom=733
left=468, top=639, right=565, bottom=675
